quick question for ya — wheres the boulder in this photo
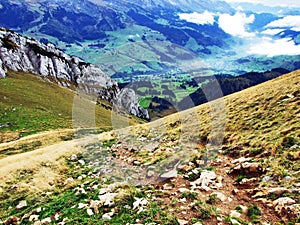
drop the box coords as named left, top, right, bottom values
left=191, top=171, right=218, bottom=191
left=16, top=200, right=27, bottom=210
left=273, top=197, right=296, bottom=207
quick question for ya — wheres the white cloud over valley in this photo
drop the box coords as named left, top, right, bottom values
left=218, top=12, right=255, bottom=37
left=178, top=11, right=215, bottom=25
left=266, top=16, right=300, bottom=31
left=248, top=37, right=300, bottom=57
left=223, top=0, right=300, bottom=8
left=261, top=29, right=284, bottom=35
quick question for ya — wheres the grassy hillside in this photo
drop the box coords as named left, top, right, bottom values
left=0, top=70, right=299, bottom=224
left=0, top=70, right=141, bottom=143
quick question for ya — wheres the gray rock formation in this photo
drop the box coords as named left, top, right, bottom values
left=113, top=88, right=149, bottom=120
left=0, top=28, right=148, bottom=119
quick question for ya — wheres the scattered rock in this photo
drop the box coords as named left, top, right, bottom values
left=163, top=183, right=173, bottom=190
left=146, top=170, right=155, bottom=178
left=178, top=188, right=190, bottom=193
left=58, top=218, right=69, bottom=225
left=64, top=178, right=74, bottom=185
left=230, top=161, right=264, bottom=176
left=90, top=200, right=101, bottom=214
left=160, top=169, right=178, bottom=179
left=239, top=205, right=248, bottom=213
left=29, top=215, right=39, bottom=222
left=230, top=210, right=241, bottom=218
left=178, top=219, right=188, bottom=225
left=281, top=204, right=300, bottom=219
left=78, top=203, right=88, bottom=209
left=102, top=212, right=114, bottom=220
left=133, top=198, right=148, bottom=210
left=273, top=197, right=296, bottom=207
left=99, top=193, right=118, bottom=207
left=75, top=187, right=87, bottom=195
left=232, top=189, right=239, bottom=195
left=211, top=192, right=227, bottom=202
left=191, top=171, right=218, bottom=191
left=54, top=213, right=60, bottom=221
left=4, top=217, right=18, bottom=225
left=217, top=217, right=223, bottom=222
left=41, top=217, right=51, bottom=224
left=78, top=160, right=85, bottom=166
left=231, top=157, right=252, bottom=164
left=239, top=177, right=258, bottom=185
left=87, top=208, right=94, bottom=216
left=262, top=176, right=272, bottom=182
left=16, top=200, right=27, bottom=210
left=70, top=154, right=77, bottom=161
left=230, top=218, right=241, bottom=225
left=133, top=160, right=141, bottom=165
left=252, top=187, right=298, bottom=198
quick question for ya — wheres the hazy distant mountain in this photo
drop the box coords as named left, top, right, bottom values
left=0, top=0, right=299, bottom=78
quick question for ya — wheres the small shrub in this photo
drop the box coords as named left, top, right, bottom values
left=235, top=175, right=246, bottom=183
left=102, top=138, right=117, bottom=148
left=235, top=205, right=243, bottom=213
left=281, top=136, right=296, bottom=148
left=198, top=205, right=211, bottom=219
left=181, top=192, right=198, bottom=200
left=247, top=204, right=261, bottom=219
left=206, top=194, right=219, bottom=205
left=163, top=216, right=180, bottom=225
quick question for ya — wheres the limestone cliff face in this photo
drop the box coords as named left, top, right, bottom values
left=114, top=88, right=149, bottom=120
left=0, top=28, right=149, bottom=119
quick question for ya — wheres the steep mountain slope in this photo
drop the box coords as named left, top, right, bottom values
left=0, top=28, right=149, bottom=119
left=178, top=68, right=290, bottom=109
left=1, top=70, right=299, bottom=224
left=0, top=70, right=143, bottom=145
left=1, top=0, right=299, bottom=79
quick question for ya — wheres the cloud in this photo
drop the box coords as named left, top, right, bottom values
left=223, top=0, right=300, bottom=8
left=261, top=29, right=284, bottom=35
left=218, top=12, right=255, bottom=37
left=266, top=16, right=300, bottom=31
left=248, top=37, right=300, bottom=56
left=88, top=0, right=106, bottom=6
left=178, top=11, right=215, bottom=25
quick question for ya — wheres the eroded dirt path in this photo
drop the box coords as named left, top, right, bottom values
left=0, top=131, right=114, bottom=182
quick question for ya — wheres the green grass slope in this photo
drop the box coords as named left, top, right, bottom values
left=0, top=70, right=299, bottom=225
left=0, top=70, right=140, bottom=142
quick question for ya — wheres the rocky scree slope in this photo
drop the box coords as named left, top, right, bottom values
left=1, top=70, right=299, bottom=224
left=0, top=28, right=149, bottom=119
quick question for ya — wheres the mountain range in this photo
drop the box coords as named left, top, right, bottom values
left=1, top=0, right=299, bottom=80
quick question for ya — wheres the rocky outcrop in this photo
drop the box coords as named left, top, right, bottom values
left=0, top=28, right=148, bottom=119
left=113, top=88, right=149, bottom=120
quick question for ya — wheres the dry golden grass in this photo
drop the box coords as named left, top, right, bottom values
left=0, top=131, right=114, bottom=195
left=0, top=69, right=299, bottom=199
left=111, top=70, right=299, bottom=182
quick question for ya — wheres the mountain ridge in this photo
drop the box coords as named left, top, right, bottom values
left=1, top=0, right=299, bottom=78
left=0, top=27, right=149, bottom=119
